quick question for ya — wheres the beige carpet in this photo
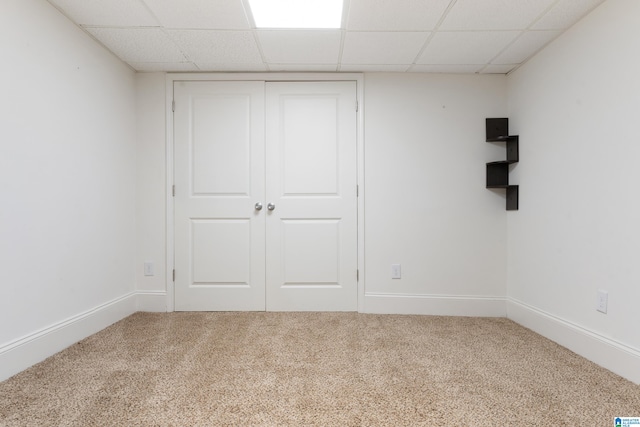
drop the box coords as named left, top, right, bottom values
left=0, top=313, right=638, bottom=426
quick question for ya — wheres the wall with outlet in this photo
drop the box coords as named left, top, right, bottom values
left=362, top=73, right=508, bottom=315
left=135, top=72, right=168, bottom=311
left=506, top=0, right=640, bottom=382
left=133, top=72, right=509, bottom=316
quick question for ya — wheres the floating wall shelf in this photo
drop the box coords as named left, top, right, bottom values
left=486, top=118, right=519, bottom=211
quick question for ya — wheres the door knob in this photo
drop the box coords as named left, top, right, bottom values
left=255, top=202, right=263, bottom=211
left=267, top=203, right=276, bottom=211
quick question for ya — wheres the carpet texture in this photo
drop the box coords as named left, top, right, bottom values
left=0, top=312, right=638, bottom=426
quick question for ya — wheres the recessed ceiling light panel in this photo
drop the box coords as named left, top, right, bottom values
left=248, top=0, right=343, bottom=29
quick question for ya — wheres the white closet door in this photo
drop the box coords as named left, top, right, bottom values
left=173, top=81, right=266, bottom=311
left=265, top=81, right=358, bottom=311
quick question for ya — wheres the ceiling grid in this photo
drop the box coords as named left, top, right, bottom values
left=46, top=0, right=606, bottom=73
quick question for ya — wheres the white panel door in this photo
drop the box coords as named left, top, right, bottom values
left=174, top=81, right=266, bottom=311
left=265, top=82, right=358, bottom=311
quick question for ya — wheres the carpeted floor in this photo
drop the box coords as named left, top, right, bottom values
left=0, top=312, right=638, bottom=426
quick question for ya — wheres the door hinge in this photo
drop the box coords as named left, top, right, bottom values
left=355, top=100, right=359, bottom=112
left=172, top=185, right=175, bottom=197
left=172, top=100, right=175, bottom=112
left=356, top=185, right=359, bottom=197
left=172, top=269, right=175, bottom=282
left=357, top=269, right=359, bottom=281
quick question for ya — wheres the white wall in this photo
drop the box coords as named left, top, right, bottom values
left=362, top=74, right=508, bottom=315
left=507, top=0, right=640, bottom=383
left=135, top=73, right=168, bottom=311
left=0, top=0, right=137, bottom=380
left=133, top=73, right=510, bottom=316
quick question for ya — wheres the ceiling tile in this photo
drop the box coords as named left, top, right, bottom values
left=417, top=31, right=519, bottom=65
left=142, top=0, right=251, bottom=29
left=532, top=0, right=605, bottom=30
left=268, top=64, right=338, bottom=72
left=48, top=0, right=159, bottom=27
left=86, top=28, right=186, bottom=62
left=342, top=32, right=428, bottom=65
left=258, top=30, right=342, bottom=64
left=347, top=0, right=451, bottom=31
left=129, top=62, right=199, bottom=72
left=492, top=30, right=560, bottom=64
left=440, top=0, right=556, bottom=30
left=195, top=63, right=268, bottom=72
left=340, top=64, right=411, bottom=72
left=480, top=64, right=517, bottom=74
left=167, top=30, right=262, bottom=63
left=409, top=64, right=484, bottom=73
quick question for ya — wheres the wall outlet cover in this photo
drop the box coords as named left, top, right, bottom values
left=144, top=261, right=155, bottom=276
left=391, top=264, right=401, bottom=279
left=596, top=290, right=608, bottom=314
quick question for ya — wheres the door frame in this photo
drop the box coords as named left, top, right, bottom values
left=164, top=73, right=365, bottom=312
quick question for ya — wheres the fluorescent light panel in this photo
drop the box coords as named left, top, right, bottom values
left=248, top=0, right=343, bottom=29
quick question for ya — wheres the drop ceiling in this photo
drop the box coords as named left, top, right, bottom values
left=46, top=0, right=605, bottom=74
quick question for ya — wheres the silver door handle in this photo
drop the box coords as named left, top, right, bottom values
left=255, top=202, right=263, bottom=211
left=267, top=203, right=276, bottom=211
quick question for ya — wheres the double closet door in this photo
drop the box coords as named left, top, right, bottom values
left=174, top=80, right=357, bottom=311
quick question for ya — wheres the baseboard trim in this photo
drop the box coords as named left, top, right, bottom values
left=0, top=292, right=137, bottom=382
left=363, top=293, right=507, bottom=317
left=507, top=298, right=640, bottom=384
left=136, top=291, right=168, bottom=312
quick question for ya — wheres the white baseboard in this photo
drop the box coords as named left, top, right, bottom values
left=507, top=298, right=640, bottom=385
left=0, top=292, right=137, bottom=382
left=136, top=291, right=168, bottom=312
left=363, top=293, right=507, bottom=317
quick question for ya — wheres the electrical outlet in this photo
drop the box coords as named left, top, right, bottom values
left=391, top=264, right=401, bottom=279
left=144, top=262, right=155, bottom=277
left=596, top=290, right=608, bottom=314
